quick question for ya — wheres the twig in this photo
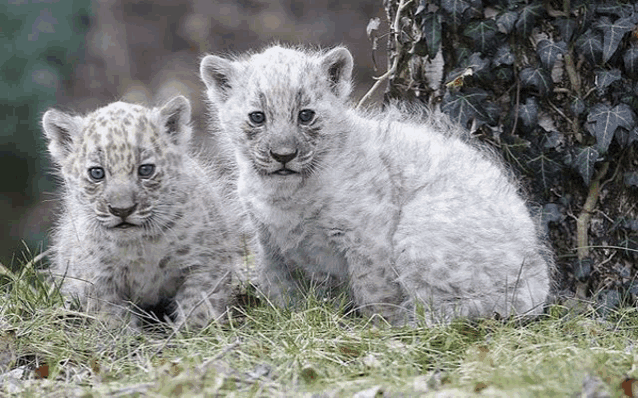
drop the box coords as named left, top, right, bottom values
left=576, top=161, right=610, bottom=260
left=510, top=79, right=521, bottom=136
left=109, top=383, right=154, bottom=397
left=563, top=50, right=581, bottom=97
left=22, top=249, right=51, bottom=271
left=356, top=0, right=413, bottom=110
left=198, top=340, right=241, bottom=372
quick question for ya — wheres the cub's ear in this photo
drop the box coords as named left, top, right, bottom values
left=200, top=55, right=235, bottom=104
left=159, top=95, right=192, bottom=147
left=321, top=47, right=354, bottom=99
left=42, top=109, right=82, bottom=164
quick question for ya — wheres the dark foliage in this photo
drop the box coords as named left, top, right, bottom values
left=0, top=2, right=91, bottom=262
left=380, top=0, right=638, bottom=310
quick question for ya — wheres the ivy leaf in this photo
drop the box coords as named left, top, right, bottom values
left=596, top=4, right=630, bottom=18
left=571, top=97, right=586, bottom=116
left=482, top=101, right=501, bottom=126
left=615, top=126, right=638, bottom=147
left=576, top=29, right=603, bottom=65
left=595, top=69, right=622, bottom=95
left=586, top=103, right=636, bottom=153
left=515, top=3, right=544, bottom=37
left=542, top=131, right=564, bottom=150
left=441, top=0, right=469, bottom=26
left=625, top=172, right=638, bottom=188
left=520, top=67, right=553, bottom=97
left=537, top=40, right=567, bottom=71
left=495, top=66, right=514, bottom=83
left=464, top=0, right=483, bottom=19
left=463, top=20, right=497, bottom=53
left=573, top=146, right=600, bottom=186
left=518, top=97, right=538, bottom=130
left=465, top=52, right=490, bottom=80
left=493, top=43, right=514, bottom=67
left=496, top=11, right=518, bottom=34
left=623, top=45, right=638, bottom=78
left=441, top=88, right=489, bottom=128
left=594, top=16, right=634, bottom=63
left=421, top=12, right=442, bottom=58
left=527, top=152, right=563, bottom=190
left=542, top=203, right=563, bottom=222
left=552, top=18, right=578, bottom=42
left=415, top=0, right=427, bottom=16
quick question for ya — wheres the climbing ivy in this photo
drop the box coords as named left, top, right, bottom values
left=373, top=0, right=638, bottom=311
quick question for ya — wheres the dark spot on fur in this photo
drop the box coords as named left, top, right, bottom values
left=305, top=126, right=321, bottom=140
left=367, top=284, right=379, bottom=295
left=159, top=256, right=171, bottom=269
left=161, top=221, right=176, bottom=232
left=176, top=246, right=191, bottom=256
left=194, top=231, right=206, bottom=245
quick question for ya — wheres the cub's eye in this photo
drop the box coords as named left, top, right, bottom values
left=298, top=109, right=315, bottom=124
left=248, top=111, right=266, bottom=125
left=88, top=167, right=105, bottom=181
left=138, top=164, right=155, bottom=178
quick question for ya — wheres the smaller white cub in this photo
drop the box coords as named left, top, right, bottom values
left=42, top=96, right=240, bottom=330
left=200, top=45, right=551, bottom=325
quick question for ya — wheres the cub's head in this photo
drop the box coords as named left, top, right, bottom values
left=200, top=45, right=353, bottom=185
left=42, top=96, right=193, bottom=239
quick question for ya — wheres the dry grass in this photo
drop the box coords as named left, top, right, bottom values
left=1, top=251, right=637, bottom=397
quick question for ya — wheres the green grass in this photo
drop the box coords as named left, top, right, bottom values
left=1, top=252, right=637, bottom=397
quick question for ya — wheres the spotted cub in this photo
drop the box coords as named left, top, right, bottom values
left=200, top=46, right=551, bottom=325
left=42, top=96, right=240, bottom=330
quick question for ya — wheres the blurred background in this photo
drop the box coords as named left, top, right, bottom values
left=1, top=0, right=386, bottom=266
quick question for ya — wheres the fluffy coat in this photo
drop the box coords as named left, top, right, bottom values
left=200, top=46, right=551, bottom=324
left=42, top=96, right=240, bottom=329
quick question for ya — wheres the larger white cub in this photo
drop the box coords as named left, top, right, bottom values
left=200, top=46, right=551, bottom=325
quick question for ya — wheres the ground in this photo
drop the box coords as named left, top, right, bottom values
left=0, top=251, right=637, bottom=397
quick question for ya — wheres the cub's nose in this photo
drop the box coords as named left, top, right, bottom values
left=270, top=149, right=298, bottom=164
left=108, top=203, right=138, bottom=220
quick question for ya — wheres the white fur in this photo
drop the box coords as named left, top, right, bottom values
left=200, top=46, right=551, bottom=324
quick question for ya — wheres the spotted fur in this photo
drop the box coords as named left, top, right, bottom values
left=200, top=46, right=552, bottom=325
left=42, top=96, right=240, bottom=330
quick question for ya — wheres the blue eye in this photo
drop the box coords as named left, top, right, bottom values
left=298, top=109, right=315, bottom=124
left=138, top=164, right=155, bottom=178
left=88, top=167, right=105, bottom=181
left=249, top=111, right=266, bottom=125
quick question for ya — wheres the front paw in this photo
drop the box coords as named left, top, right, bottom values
left=173, top=295, right=228, bottom=330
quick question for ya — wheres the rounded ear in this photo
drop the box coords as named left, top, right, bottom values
left=321, top=47, right=354, bottom=99
left=159, top=95, right=192, bottom=147
left=42, top=109, right=82, bottom=163
left=200, top=55, right=235, bottom=104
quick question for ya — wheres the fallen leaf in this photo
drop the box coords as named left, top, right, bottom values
left=300, top=364, right=319, bottom=383
left=620, top=377, right=637, bottom=397
left=474, top=382, right=488, bottom=392
left=34, top=364, right=49, bottom=379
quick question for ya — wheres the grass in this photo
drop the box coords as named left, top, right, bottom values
left=1, top=251, right=637, bottom=397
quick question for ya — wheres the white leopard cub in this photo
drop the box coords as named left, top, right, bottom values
left=200, top=46, right=552, bottom=325
left=42, top=96, right=239, bottom=330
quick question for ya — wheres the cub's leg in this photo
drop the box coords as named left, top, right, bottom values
left=173, top=264, right=232, bottom=329
left=344, top=248, right=407, bottom=325
left=393, top=216, right=549, bottom=324
left=73, top=279, right=141, bottom=330
left=254, top=230, right=306, bottom=308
